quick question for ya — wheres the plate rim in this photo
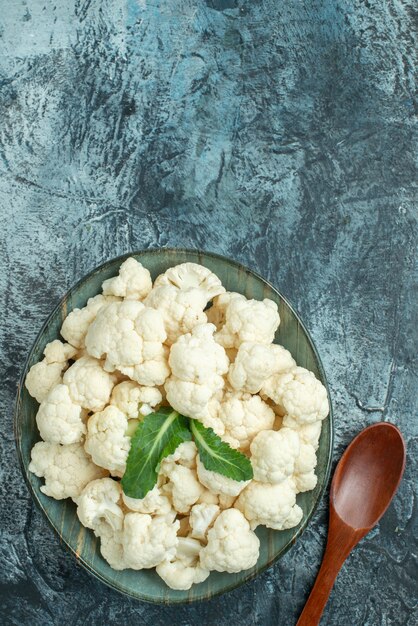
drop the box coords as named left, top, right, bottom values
left=14, top=247, right=334, bottom=604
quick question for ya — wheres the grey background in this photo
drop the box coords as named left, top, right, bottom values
left=0, top=0, right=417, bottom=625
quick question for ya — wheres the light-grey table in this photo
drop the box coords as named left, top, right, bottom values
left=0, top=1, right=416, bottom=624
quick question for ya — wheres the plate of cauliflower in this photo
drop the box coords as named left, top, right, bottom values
left=15, top=249, right=333, bottom=603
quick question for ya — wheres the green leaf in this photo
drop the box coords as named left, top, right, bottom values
left=190, top=419, right=253, bottom=482
left=121, top=407, right=192, bottom=499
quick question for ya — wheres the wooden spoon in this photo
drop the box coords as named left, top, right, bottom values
left=296, top=422, right=406, bottom=626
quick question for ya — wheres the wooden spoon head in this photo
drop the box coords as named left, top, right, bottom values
left=330, top=422, right=406, bottom=531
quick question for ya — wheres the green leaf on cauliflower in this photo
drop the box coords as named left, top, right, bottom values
left=190, top=419, right=253, bottom=482
left=121, top=407, right=192, bottom=499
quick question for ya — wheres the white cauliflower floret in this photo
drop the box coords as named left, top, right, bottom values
left=156, top=536, right=210, bottom=590
left=196, top=456, right=250, bottom=497
left=102, top=257, right=152, bottom=300
left=25, top=340, right=77, bottom=403
left=293, top=443, right=318, bottom=493
left=63, top=355, right=116, bottom=412
left=218, top=391, right=275, bottom=451
left=190, top=503, right=220, bottom=541
left=261, top=366, right=329, bottom=424
left=155, top=263, right=225, bottom=300
left=76, top=477, right=124, bottom=531
left=250, top=428, right=300, bottom=484
left=228, top=342, right=295, bottom=394
left=123, top=512, right=179, bottom=569
left=165, top=376, right=224, bottom=422
left=122, top=484, right=171, bottom=515
left=283, top=417, right=322, bottom=450
left=218, top=494, right=237, bottom=509
left=145, top=284, right=208, bottom=345
left=235, top=478, right=303, bottom=530
left=84, top=405, right=131, bottom=476
left=85, top=301, right=169, bottom=386
left=206, top=292, right=241, bottom=329
left=169, top=324, right=229, bottom=383
left=198, top=489, right=219, bottom=505
left=60, top=295, right=119, bottom=349
left=36, top=383, right=87, bottom=445
left=110, top=381, right=162, bottom=419
left=29, top=441, right=106, bottom=500
left=214, top=294, right=280, bottom=349
left=95, top=521, right=126, bottom=570
left=200, top=509, right=259, bottom=573
left=161, top=465, right=204, bottom=514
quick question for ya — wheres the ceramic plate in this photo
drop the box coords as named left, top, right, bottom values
left=15, top=248, right=333, bottom=603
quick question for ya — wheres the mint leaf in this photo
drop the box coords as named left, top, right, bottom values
left=121, top=407, right=192, bottom=499
left=190, top=419, right=253, bottom=482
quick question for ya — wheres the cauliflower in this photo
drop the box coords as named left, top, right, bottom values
left=102, top=257, right=152, bottom=300
left=200, top=509, right=259, bottom=573
left=228, top=342, right=295, bottom=394
left=205, top=292, right=241, bottom=329
left=122, top=512, right=179, bottom=569
left=293, top=443, right=318, bottom=493
left=261, top=366, right=329, bottom=424
left=36, top=384, right=87, bottom=445
left=84, top=405, right=131, bottom=476
left=213, top=293, right=280, bottom=349
left=155, top=263, right=225, bottom=300
left=156, top=536, right=210, bottom=590
left=250, top=428, right=300, bottom=484
left=198, top=489, right=219, bottom=505
left=190, top=503, right=220, bottom=541
left=29, top=441, right=106, bottom=499
left=25, top=340, right=77, bottom=403
left=63, top=355, right=116, bottom=412
left=60, top=295, right=120, bottom=349
left=218, top=391, right=275, bottom=451
left=85, top=301, right=169, bottom=386
left=122, top=484, right=171, bottom=515
left=165, top=376, right=223, bottom=422
left=235, top=478, right=303, bottom=530
left=110, top=381, right=162, bottom=419
left=196, top=456, right=250, bottom=497
left=169, top=324, right=229, bottom=384
left=160, top=441, right=198, bottom=471
left=76, top=477, right=124, bottom=531
left=219, top=493, right=237, bottom=509
left=145, top=284, right=208, bottom=346
left=161, top=465, right=204, bottom=514
left=96, top=522, right=126, bottom=570
left=283, top=417, right=322, bottom=450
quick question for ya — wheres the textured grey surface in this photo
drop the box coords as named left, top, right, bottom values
left=0, top=0, right=417, bottom=624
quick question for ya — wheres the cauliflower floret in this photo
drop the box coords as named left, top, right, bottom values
left=122, top=484, right=171, bottom=515
left=214, top=294, right=280, bottom=349
left=228, top=342, right=295, bottom=394
left=293, top=443, right=318, bottom=493
left=122, top=512, right=179, bottom=569
left=218, top=493, right=237, bottom=509
left=60, top=295, right=120, bottom=349
left=95, top=521, right=126, bottom=570
left=161, top=465, right=204, bottom=514
left=102, top=257, right=152, bottom=300
left=205, top=292, right=241, bottom=330
left=261, top=366, right=329, bottom=424
left=196, top=456, right=250, bottom=497
left=85, top=301, right=169, bottom=386
left=190, top=503, right=220, bottom=541
left=36, top=383, right=87, bottom=445
left=218, top=391, right=275, bottom=451
left=198, top=489, right=219, bottom=505
left=155, top=263, right=225, bottom=300
left=25, top=340, right=77, bottom=403
left=29, top=441, right=106, bottom=500
left=156, top=536, right=210, bottom=590
left=165, top=376, right=224, bottom=422
left=63, top=355, right=116, bottom=412
left=200, top=509, right=259, bottom=573
left=75, top=477, right=124, bottom=531
left=250, top=428, right=300, bottom=484
left=84, top=405, right=131, bottom=476
left=145, top=284, right=208, bottom=346
left=283, top=417, right=322, bottom=450
left=110, top=381, right=162, bottom=419
left=169, top=324, right=229, bottom=383
left=235, top=478, right=303, bottom=530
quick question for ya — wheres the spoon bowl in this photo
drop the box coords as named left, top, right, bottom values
left=297, top=422, right=406, bottom=626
